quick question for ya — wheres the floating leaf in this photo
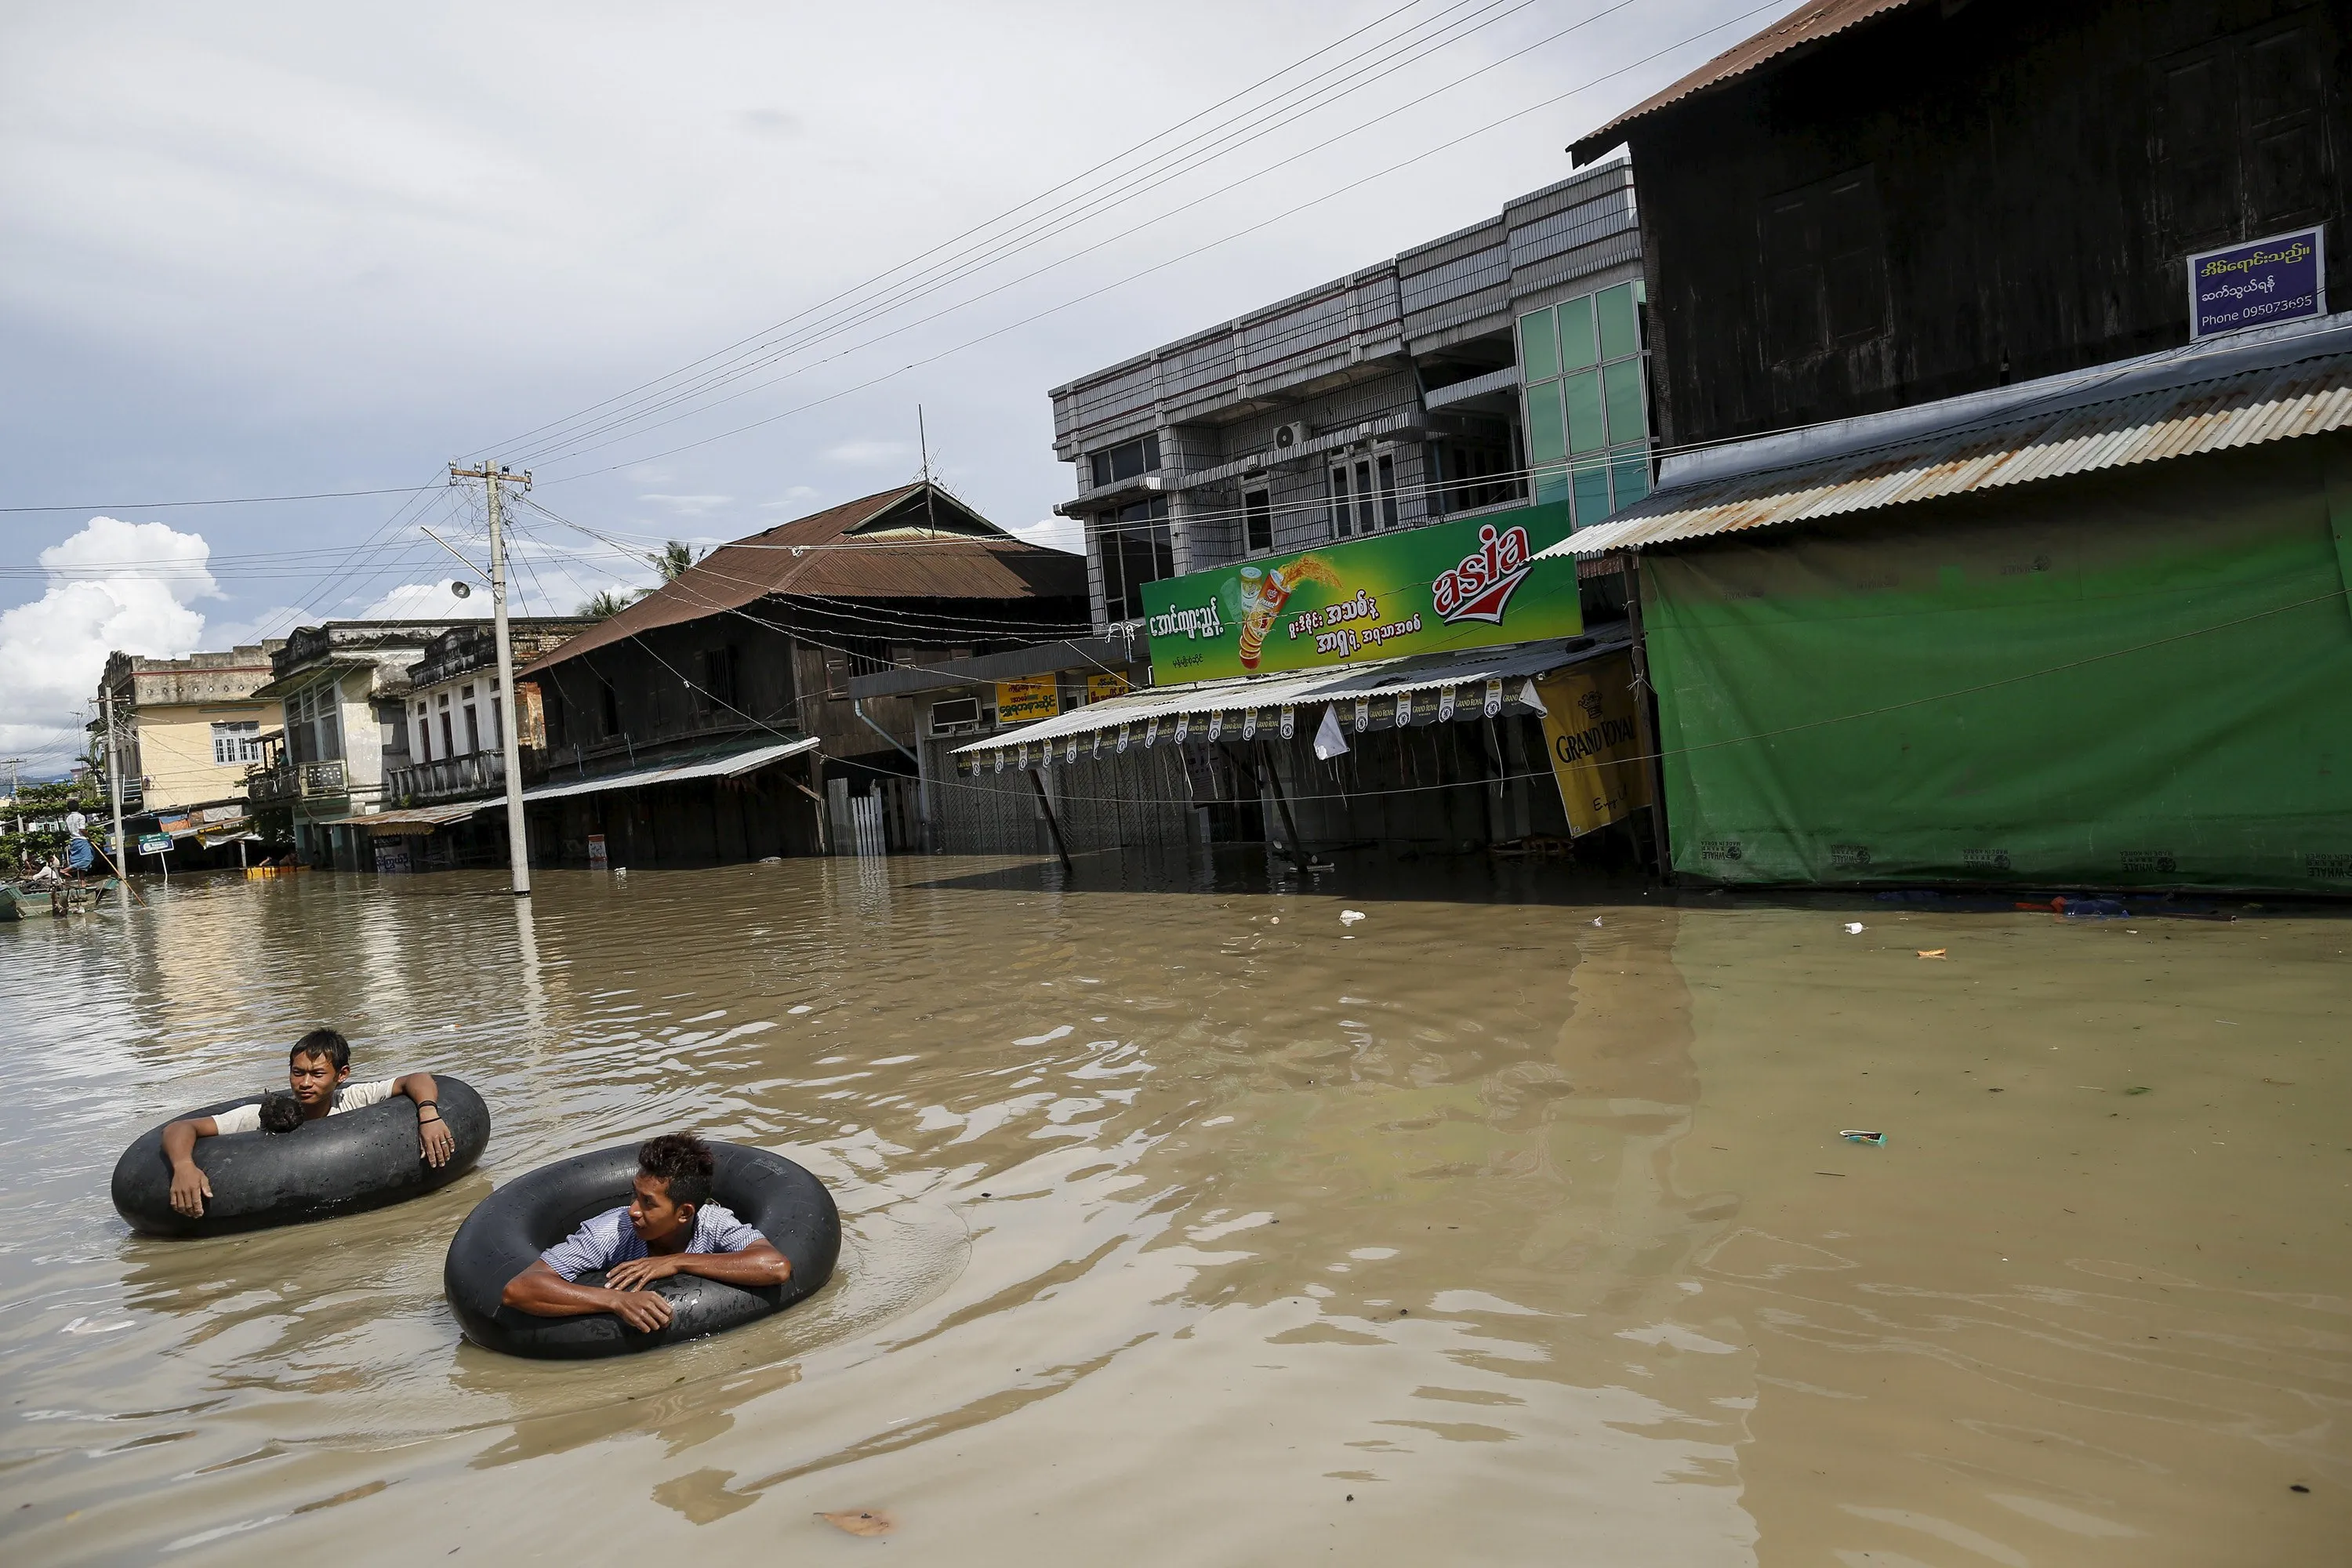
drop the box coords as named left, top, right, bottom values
left=821, top=1509, right=895, bottom=1537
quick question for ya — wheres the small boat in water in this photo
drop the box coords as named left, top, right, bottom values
left=2, top=877, right=119, bottom=918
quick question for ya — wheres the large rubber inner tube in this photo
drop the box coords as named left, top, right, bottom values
left=111, top=1077, right=491, bottom=1238
left=442, top=1141, right=840, bottom=1359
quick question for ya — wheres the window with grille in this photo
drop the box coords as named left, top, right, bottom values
left=210, top=720, right=262, bottom=766
left=1327, top=453, right=1399, bottom=539
left=1243, top=489, right=1273, bottom=554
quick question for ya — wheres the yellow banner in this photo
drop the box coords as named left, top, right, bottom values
left=996, top=677, right=1061, bottom=724
left=1084, top=672, right=1131, bottom=704
left=1536, top=655, right=1651, bottom=836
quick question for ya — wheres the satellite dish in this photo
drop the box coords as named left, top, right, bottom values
left=451, top=580, right=473, bottom=598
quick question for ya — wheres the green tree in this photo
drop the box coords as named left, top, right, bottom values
left=654, top=540, right=698, bottom=581
left=578, top=589, right=636, bottom=619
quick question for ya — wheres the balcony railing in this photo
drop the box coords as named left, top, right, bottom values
left=384, top=750, right=504, bottom=805
left=247, top=759, right=347, bottom=804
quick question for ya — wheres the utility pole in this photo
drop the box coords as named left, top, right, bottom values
left=449, top=462, right=534, bottom=898
left=103, top=684, right=126, bottom=883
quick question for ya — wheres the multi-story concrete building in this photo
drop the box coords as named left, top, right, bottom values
left=1047, top=161, right=1649, bottom=635
left=95, top=646, right=285, bottom=817
left=246, top=622, right=467, bottom=869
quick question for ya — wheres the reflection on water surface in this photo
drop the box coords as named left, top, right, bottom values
left=1, top=859, right=2344, bottom=1564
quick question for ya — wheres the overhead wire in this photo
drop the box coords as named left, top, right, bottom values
left=488, top=0, right=1530, bottom=465
left=516, top=0, right=1657, bottom=472
left=532, top=0, right=1784, bottom=484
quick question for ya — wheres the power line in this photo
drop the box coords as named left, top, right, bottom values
left=535, top=0, right=1781, bottom=483
left=0, top=484, right=431, bottom=514
left=505, top=0, right=1557, bottom=467
left=511, top=0, right=1645, bottom=473
left=481, top=0, right=1519, bottom=465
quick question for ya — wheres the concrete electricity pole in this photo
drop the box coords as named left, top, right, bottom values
left=449, top=462, right=534, bottom=898
left=102, top=684, right=127, bottom=877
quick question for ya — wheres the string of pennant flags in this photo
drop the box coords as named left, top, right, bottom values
left=955, top=676, right=1545, bottom=775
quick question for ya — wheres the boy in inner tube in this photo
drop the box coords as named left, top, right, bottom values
left=500, top=1133, right=793, bottom=1333
left=160, top=1028, right=457, bottom=1217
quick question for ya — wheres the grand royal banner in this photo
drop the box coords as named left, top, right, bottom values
left=1139, top=500, right=1581, bottom=683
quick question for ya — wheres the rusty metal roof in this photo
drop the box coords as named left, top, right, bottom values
left=1571, top=0, right=1922, bottom=162
left=523, top=484, right=1085, bottom=675
left=1547, top=317, right=2352, bottom=555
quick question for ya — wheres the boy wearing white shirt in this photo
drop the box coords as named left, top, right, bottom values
left=159, top=1029, right=456, bottom=1217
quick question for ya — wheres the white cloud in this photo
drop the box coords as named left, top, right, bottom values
left=356, top=581, right=491, bottom=620
left=207, top=604, right=310, bottom=649
left=1006, top=514, right=1083, bottom=553
left=0, top=517, right=217, bottom=771
left=824, top=439, right=913, bottom=466
left=637, top=492, right=732, bottom=516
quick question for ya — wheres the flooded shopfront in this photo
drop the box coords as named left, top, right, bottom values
left=1, top=862, right=2343, bottom=1563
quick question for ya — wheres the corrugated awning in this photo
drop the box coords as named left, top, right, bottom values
left=521, top=735, right=819, bottom=803
left=334, top=802, right=489, bottom=833
left=1546, top=316, right=2352, bottom=556
left=951, top=633, right=1628, bottom=759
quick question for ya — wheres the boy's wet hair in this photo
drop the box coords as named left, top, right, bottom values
left=289, top=1029, right=350, bottom=1071
left=258, top=1091, right=303, bottom=1134
left=638, top=1133, right=716, bottom=1211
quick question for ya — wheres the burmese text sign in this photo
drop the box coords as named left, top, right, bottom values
left=2187, top=227, right=2325, bottom=340
left=995, top=678, right=1061, bottom=724
left=1142, top=501, right=1581, bottom=682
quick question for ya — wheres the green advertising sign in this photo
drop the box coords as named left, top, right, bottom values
left=1141, top=500, right=1582, bottom=683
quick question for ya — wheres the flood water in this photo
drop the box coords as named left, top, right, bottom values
left=2, top=858, right=2345, bottom=1564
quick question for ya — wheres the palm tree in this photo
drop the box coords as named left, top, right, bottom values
left=578, top=589, right=635, bottom=619
left=654, top=540, right=697, bottom=581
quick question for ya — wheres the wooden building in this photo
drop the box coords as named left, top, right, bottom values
left=516, top=482, right=1087, bottom=867
left=1575, top=0, right=2348, bottom=449
left=1548, top=0, right=2352, bottom=895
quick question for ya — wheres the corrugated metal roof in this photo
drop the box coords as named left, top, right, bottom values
left=521, top=736, right=818, bottom=804
left=322, top=801, right=492, bottom=833
left=952, top=632, right=1628, bottom=757
left=523, top=485, right=1085, bottom=676
left=1546, top=325, right=2352, bottom=556
left=1570, top=0, right=1922, bottom=162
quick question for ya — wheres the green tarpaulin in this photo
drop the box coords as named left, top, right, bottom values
left=1642, top=438, right=2352, bottom=893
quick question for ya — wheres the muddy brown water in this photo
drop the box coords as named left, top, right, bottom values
left=1, top=858, right=2344, bottom=1564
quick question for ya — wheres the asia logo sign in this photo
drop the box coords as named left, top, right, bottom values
left=2187, top=227, right=2327, bottom=340
left=1140, top=500, right=1580, bottom=683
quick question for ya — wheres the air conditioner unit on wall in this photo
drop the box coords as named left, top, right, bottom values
left=928, top=696, right=982, bottom=737
left=1272, top=421, right=1311, bottom=454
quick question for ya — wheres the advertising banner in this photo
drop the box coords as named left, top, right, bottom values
left=996, top=677, right=1061, bottom=724
left=1535, top=655, right=1650, bottom=836
left=1084, top=672, right=1131, bottom=704
left=137, top=833, right=172, bottom=855
left=1141, top=500, right=1581, bottom=683
left=2187, top=227, right=2326, bottom=340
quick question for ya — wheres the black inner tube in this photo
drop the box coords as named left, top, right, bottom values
left=443, top=1140, right=840, bottom=1359
left=111, top=1077, right=491, bottom=1238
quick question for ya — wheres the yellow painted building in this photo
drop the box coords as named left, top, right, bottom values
left=98, top=646, right=285, bottom=813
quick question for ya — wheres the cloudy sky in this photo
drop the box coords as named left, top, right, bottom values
left=0, top=0, right=1790, bottom=772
